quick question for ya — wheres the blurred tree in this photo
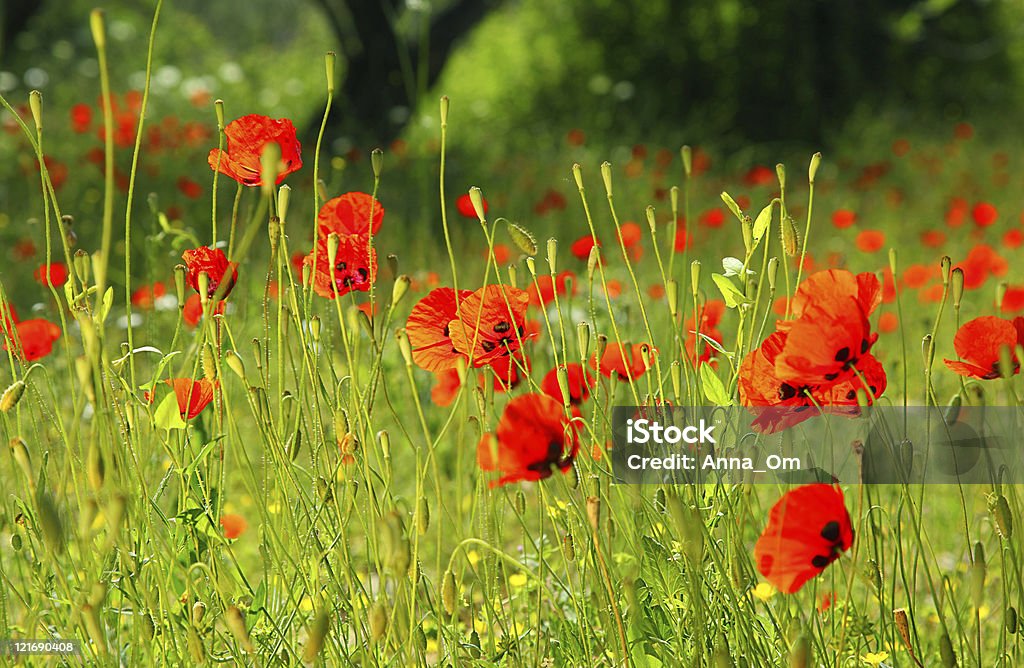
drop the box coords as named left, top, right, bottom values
left=309, top=0, right=500, bottom=147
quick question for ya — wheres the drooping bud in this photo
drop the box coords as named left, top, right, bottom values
left=0, top=381, right=26, bottom=413
left=600, top=161, right=613, bottom=197
left=681, top=146, right=692, bottom=177
left=468, top=187, right=486, bottom=222
left=808, top=152, right=822, bottom=185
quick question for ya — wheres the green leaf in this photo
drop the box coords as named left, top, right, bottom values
left=94, top=287, right=115, bottom=325
left=153, top=391, right=186, bottom=431
left=700, top=365, right=732, bottom=406
left=711, top=273, right=750, bottom=308
left=752, top=201, right=774, bottom=242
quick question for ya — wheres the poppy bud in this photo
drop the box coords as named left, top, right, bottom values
left=642, top=207, right=657, bottom=237
left=10, top=438, right=33, bottom=491
left=741, top=215, right=753, bottom=254
left=36, top=489, right=64, bottom=553
left=665, top=279, right=678, bottom=316
left=439, top=95, right=449, bottom=126
left=781, top=215, right=799, bottom=257
left=888, top=248, right=898, bottom=277
left=690, top=260, right=701, bottom=296
left=670, top=361, right=681, bottom=401
left=556, top=366, right=571, bottom=409
left=767, top=257, right=779, bottom=292
left=73, top=249, right=89, bottom=286
left=371, top=148, right=383, bottom=180
left=378, top=429, right=391, bottom=460
left=775, top=163, right=786, bottom=190
left=201, top=344, right=217, bottom=381
left=969, top=541, right=986, bottom=608
left=353, top=305, right=373, bottom=337
left=893, top=608, right=914, bottom=652
left=392, top=275, right=410, bottom=305
left=368, top=601, right=388, bottom=642
left=572, top=163, right=584, bottom=191
left=1, top=380, right=26, bottom=413
left=302, top=608, right=330, bottom=663
left=670, top=185, right=679, bottom=213
left=197, top=271, right=211, bottom=306
left=252, top=338, right=264, bottom=371
left=1007, top=606, right=1018, bottom=634
left=468, top=187, right=486, bottom=222
left=507, top=221, right=537, bottom=256
left=938, top=633, right=956, bottom=667
left=214, top=98, right=225, bottom=131
left=680, top=146, right=692, bottom=177
left=173, top=263, right=187, bottom=305
left=562, top=532, right=575, bottom=562
left=576, top=321, right=591, bottom=359
left=586, top=245, right=600, bottom=278
left=28, top=89, right=43, bottom=134
left=317, top=476, right=334, bottom=503
left=225, top=350, right=245, bottom=381
left=317, top=179, right=328, bottom=203
left=921, top=335, right=934, bottom=367
left=187, top=625, right=205, bottom=663
left=525, top=256, right=536, bottom=278
left=951, top=268, right=964, bottom=308
left=514, top=489, right=527, bottom=515
left=595, top=334, right=608, bottom=370
left=990, top=494, right=1013, bottom=539
left=586, top=495, right=600, bottom=532
left=276, top=185, right=291, bottom=225
left=721, top=192, right=742, bottom=220
left=416, top=497, right=430, bottom=535
left=288, top=426, right=303, bottom=461
left=225, top=606, right=254, bottom=653
left=441, top=569, right=457, bottom=616
left=260, top=141, right=281, bottom=195
left=941, top=256, right=952, bottom=285
left=396, top=328, right=413, bottom=366
left=323, top=50, right=336, bottom=95
left=387, top=253, right=399, bottom=278
left=507, top=263, right=517, bottom=288
left=191, top=601, right=207, bottom=626
left=808, top=152, right=822, bottom=185
left=546, top=238, right=558, bottom=272
left=788, top=632, right=811, bottom=668
left=11, top=533, right=22, bottom=551
left=89, top=9, right=106, bottom=49
left=600, top=161, right=613, bottom=198
left=87, top=443, right=105, bottom=492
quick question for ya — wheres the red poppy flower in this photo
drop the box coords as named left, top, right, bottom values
left=878, top=312, right=899, bottom=333
left=900, top=264, right=933, bottom=289
left=166, top=378, right=216, bottom=419
left=921, top=230, right=946, bottom=248
left=70, top=103, right=92, bottom=133
left=956, top=244, right=1007, bottom=290
left=618, top=222, right=642, bottom=248
left=220, top=513, right=248, bottom=539
left=855, top=230, right=885, bottom=253
left=456, top=193, right=486, bottom=219
left=954, top=121, right=974, bottom=140
left=1001, top=286, right=1024, bottom=313
left=946, top=198, right=968, bottom=227
left=590, top=342, right=655, bottom=381
left=754, top=484, right=854, bottom=594
left=699, top=208, right=725, bottom=228
left=892, top=138, right=910, bottom=157
left=303, top=235, right=376, bottom=300
left=3, top=319, right=61, bottom=361
left=131, top=282, right=167, bottom=310
left=447, top=285, right=531, bottom=367
left=831, top=209, right=856, bottom=229
left=685, top=300, right=725, bottom=366
left=207, top=114, right=302, bottom=186
left=973, top=202, right=998, bottom=227
left=477, top=393, right=579, bottom=487
left=540, top=363, right=595, bottom=407
left=34, top=262, right=68, bottom=287
left=571, top=235, right=599, bottom=261
left=1002, top=229, right=1023, bottom=249
left=526, top=271, right=576, bottom=307
left=491, top=244, right=512, bottom=265
left=182, top=294, right=224, bottom=328
left=485, top=353, right=529, bottom=393
left=317, top=192, right=384, bottom=237
left=182, top=247, right=238, bottom=300
left=943, top=316, right=1023, bottom=379
left=176, top=176, right=202, bottom=199
left=673, top=221, right=691, bottom=253
left=407, top=287, right=473, bottom=372
left=430, top=369, right=461, bottom=407
left=744, top=165, right=775, bottom=187
left=566, top=128, right=586, bottom=146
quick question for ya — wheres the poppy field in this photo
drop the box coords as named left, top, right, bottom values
left=3, top=6, right=1024, bottom=668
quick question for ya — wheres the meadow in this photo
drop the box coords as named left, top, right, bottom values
left=1, top=5, right=1024, bottom=668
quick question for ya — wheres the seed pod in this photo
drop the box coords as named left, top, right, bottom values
left=87, top=443, right=105, bottom=492
left=441, top=569, right=457, bottom=616
left=951, top=268, right=964, bottom=308
left=939, top=633, right=956, bottom=667
left=894, top=608, right=913, bottom=651
left=11, top=533, right=22, bottom=551
left=969, top=542, right=986, bottom=608
left=225, top=606, right=254, bottom=653
left=556, top=366, right=571, bottom=409
left=600, top=161, right=613, bottom=197
left=586, top=495, right=600, bottom=532
left=665, top=279, right=678, bottom=316
left=991, top=494, right=1013, bottom=539
left=1007, top=606, right=1018, bottom=634
left=587, top=244, right=600, bottom=277
left=395, top=329, right=413, bottom=366
left=371, top=148, right=384, bottom=180
left=546, top=238, right=558, bottom=272
left=468, top=187, right=486, bottom=222
left=941, top=256, right=952, bottom=284
left=645, top=205, right=657, bottom=234
left=514, top=490, right=527, bottom=515
left=576, top=321, right=591, bottom=359
left=741, top=215, right=753, bottom=254
left=368, top=601, right=388, bottom=642
left=0, top=381, right=26, bottom=413
left=302, top=608, right=331, bottom=663
left=767, top=257, right=779, bottom=292
left=690, top=260, right=701, bottom=295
